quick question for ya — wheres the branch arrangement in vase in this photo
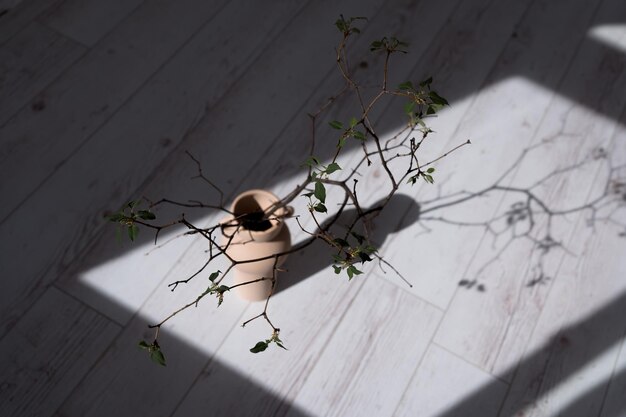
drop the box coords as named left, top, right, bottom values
left=105, top=15, right=469, bottom=366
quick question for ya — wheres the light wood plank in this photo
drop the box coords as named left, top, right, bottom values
left=376, top=0, right=604, bottom=307
left=0, top=21, right=85, bottom=126
left=495, top=59, right=626, bottom=415
left=148, top=4, right=470, bottom=414
left=497, top=218, right=626, bottom=417
left=281, top=278, right=442, bottom=417
left=0, top=287, right=120, bottom=417
left=169, top=246, right=367, bottom=417
left=0, top=0, right=307, bottom=338
left=0, top=0, right=230, bottom=223
left=395, top=344, right=508, bottom=417
left=56, top=250, right=246, bottom=417
left=434, top=0, right=626, bottom=381
left=53, top=0, right=405, bottom=324
left=40, top=0, right=144, bottom=46
left=354, top=0, right=556, bottom=308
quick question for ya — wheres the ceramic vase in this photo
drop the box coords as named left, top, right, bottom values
left=220, top=189, right=291, bottom=301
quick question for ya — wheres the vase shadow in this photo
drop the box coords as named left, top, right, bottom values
left=275, top=193, right=420, bottom=294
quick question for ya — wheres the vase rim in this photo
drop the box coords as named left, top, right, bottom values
left=225, top=189, right=287, bottom=242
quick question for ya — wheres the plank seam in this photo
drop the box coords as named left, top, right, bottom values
left=0, top=0, right=231, bottom=226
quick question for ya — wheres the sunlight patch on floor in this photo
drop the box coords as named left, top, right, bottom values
left=589, top=24, right=626, bottom=54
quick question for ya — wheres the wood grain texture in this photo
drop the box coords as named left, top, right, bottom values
left=40, top=0, right=144, bottom=46
left=363, top=0, right=539, bottom=309
left=0, top=0, right=63, bottom=46
left=0, top=287, right=120, bottom=417
left=166, top=244, right=367, bottom=417
left=0, top=21, right=85, bottom=126
left=0, top=0, right=308, bottom=339
left=282, top=278, right=442, bottom=417
left=1, top=0, right=625, bottom=416
left=56, top=249, right=246, bottom=417
left=434, top=0, right=626, bottom=381
left=0, top=0, right=230, bottom=223
left=497, top=210, right=626, bottom=417
left=53, top=0, right=395, bottom=324
left=395, top=344, right=508, bottom=417
left=599, top=334, right=626, bottom=417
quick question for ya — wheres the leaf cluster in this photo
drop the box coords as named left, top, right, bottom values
left=398, top=77, right=449, bottom=133
left=302, top=157, right=343, bottom=214
left=111, top=14, right=470, bottom=365
left=196, top=271, right=229, bottom=307
left=331, top=231, right=377, bottom=280
left=370, top=36, right=409, bottom=53
left=138, top=340, right=166, bottom=366
left=104, top=199, right=156, bottom=242
left=407, top=167, right=436, bottom=185
left=334, top=15, right=366, bottom=37
left=250, top=330, right=287, bottom=353
left=330, top=117, right=367, bottom=149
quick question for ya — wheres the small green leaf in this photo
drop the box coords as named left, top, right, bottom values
left=314, top=181, right=326, bottom=203
left=106, top=212, right=125, bottom=222
left=250, top=341, right=269, bottom=353
left=403, top=101, right=415, bottom=116
left=209, top=271, right=219, bottom=282
left=272, top=333, right=288, bottom=350
left=347, top=265, right=363, bottom=280
left=423, top=174, right=434, bottom=184
left=314, top=203, right=327, bottom=213
left=325, top=162, right=341, bottom=175
left=335, top=19, right=347, bottom=33
left=364, top=245, right=377, bottom=254
left=217, top=285, right=230, bottom=293
left=429, top=91, right=449, bottom=106
left=150, top=349, right=166, bottom=367
left=349, top=117, right=358, bottom=127
left=427, top=167, right=435, bottom=173
left=398, top=81, right=414, bottom=90
left=332, top=254, right=344, bottom=263
left=353, top=130, right=366, bottom=140
left=196, top=283, right=215, bottom=304
left=138, top=340, right=150, bottom=349
left=370, top=40, right=383, bottom=51
left=329, top=120, right=343, bottom=130
left=419, top=76, right=433, bottom=87
left=428, top=103, right=445, bottom=115
left=333, top=265, right=342, bottom=274
left=128, top=224, right=139, bottom=241
left=304, top=156, right=320, bottom=167
left=358, top=251, right=372, bottom=263
left=333, top=238, right=349, bottom=247
left=128, top=200, right=141, bottom=209
left=137, top=210, right=156, bottom=220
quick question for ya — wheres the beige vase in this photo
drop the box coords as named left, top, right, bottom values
left=220, top=189, right=292, bottom=301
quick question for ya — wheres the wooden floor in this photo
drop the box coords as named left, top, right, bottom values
left=1, top=0, right=625, bottom=416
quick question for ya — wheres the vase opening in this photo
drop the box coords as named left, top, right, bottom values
left=233, top=194, right=273, bottom=232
